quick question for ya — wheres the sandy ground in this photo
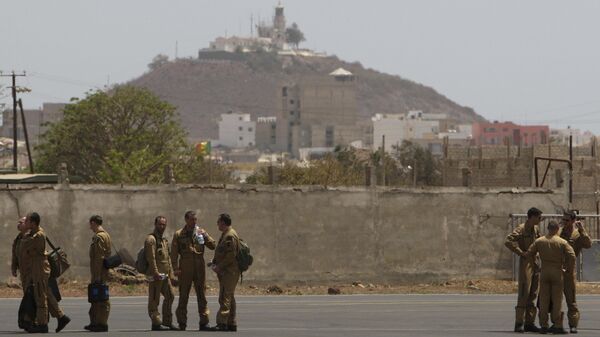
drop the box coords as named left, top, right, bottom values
left=3, top=278, right=600, bottom=298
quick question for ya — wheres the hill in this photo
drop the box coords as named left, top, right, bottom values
left=128, top=52, right=485, bottom=142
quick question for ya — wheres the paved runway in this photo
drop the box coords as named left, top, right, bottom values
left=2, top=294, right=600, bottom=336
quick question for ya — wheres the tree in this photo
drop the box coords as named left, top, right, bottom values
left=148, top=54, right=169, bottom=71
left=286, top=23, right=306, bottom=49
left=35, top=86, right=189, bottom=183
left=394, top=140, right=442, bottom=186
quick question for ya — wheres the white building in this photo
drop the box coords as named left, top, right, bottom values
left=218, top=112, right=256, bottom=148
left=550, top=128, right=594, bottom=146
left=372, top=111, right=442, bottom=152
left=438, top=124, right=473, bottom=140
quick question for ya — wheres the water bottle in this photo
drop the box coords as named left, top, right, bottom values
left=146, top=273, right=167, bottom=281
left=195, top=224, right=205, bottom=245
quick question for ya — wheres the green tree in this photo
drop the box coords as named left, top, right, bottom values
left=148, top=54, right=169, bottom=71
left=394, top=140, right=442, bottom=186
left=36, top=86, right=190, bottom=183
left=285, top=23, right=306, bottom=49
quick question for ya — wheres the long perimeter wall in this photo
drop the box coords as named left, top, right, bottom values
left=0, top=185, right=567, bottom=283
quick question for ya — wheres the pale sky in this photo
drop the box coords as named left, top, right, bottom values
left=2, top=0, right=600, bottom=133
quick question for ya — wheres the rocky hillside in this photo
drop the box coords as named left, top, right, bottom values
left=128, top=52, right=485, bottom=142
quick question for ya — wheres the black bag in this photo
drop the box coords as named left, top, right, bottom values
left=46, top=237, right=70, bottom=278
left=18, top=285, right=36, bottom=329
left=87, top=283, right=109, bottom=303
left=103, top=254, right=122, bottom=269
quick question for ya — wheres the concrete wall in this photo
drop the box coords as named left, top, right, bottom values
left=0, top=184, right=566, bottom=283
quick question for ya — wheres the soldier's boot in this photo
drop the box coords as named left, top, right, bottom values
left=549, top=325, right=567, bottom=334
left=178, top=324, right=186, bottom=331
left=162, top=323, right=179, bottom=331
left=27, top=324, right=49, bottom=333
left=228, top=325, right=237, bottom=332
left=56, top=315, right=71, bottom=333
left=539, top=326, right=549, bottom=334
left=88, top=324, right=108, bottom=332
left=570, top=326, right=578, bottom=334
left=513, top=322, right=524, bottom=333
left=212, top=324, right=229, bottom=332
left=152, top=324, right=170, bottom=331
left=200, top=323, right=216, bottom=331
left=523, top=323, right=540, bottom=332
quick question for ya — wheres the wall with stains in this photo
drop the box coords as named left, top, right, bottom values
left=1, top=184, right=567, bottom=283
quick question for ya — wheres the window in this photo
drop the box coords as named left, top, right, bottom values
left=282, top=87, right=288, bottom=97
left=238, top=117, right=242, bottom=121
left=290, top=100, right=295, bottom=105
left=249, top=142, right=253, bottom=146
left=290, top=110, right=294, bottom=116
left=248, top=127, right=253, bottom=132
left=325, top=126, right=334, bottom=147
left=238, top=126, right=243, bottom=131
left=239, top=136, right=243, bottom=141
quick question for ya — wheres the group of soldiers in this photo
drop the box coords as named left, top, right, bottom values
left=11, top=210, right=243, bottom=333
left=506, top=208, right=592, bottom=334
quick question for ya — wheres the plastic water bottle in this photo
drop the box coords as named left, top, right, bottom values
left=195, top=224, right=205, bottom=245
left=147, top=273, right=167, bottom=281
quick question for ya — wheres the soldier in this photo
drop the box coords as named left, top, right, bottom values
left=12, top=217, right=32, bottom=330
left=145, top=216, right=178, bottom=331
left=85, top=215, right=112, bottom=332
left=171, top=211, right=216, bottom=331
left=525, top=220, right=576, bottom=334
left=20, top=212, right=71, bottom=333
left=505, top=207, right=542, bottom=333
left=210, top=213, right=241, bottom=332
left=559, top=210, right=592, bottom=333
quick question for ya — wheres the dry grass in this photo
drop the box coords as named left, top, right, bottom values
left=4, top=279, right=600, bottom=298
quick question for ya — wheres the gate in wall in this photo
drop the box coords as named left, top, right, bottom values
left=509, top=214, right=600, bottom=282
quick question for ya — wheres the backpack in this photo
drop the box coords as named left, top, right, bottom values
left=237, top=239, right=253, bottom=273
left=135, top=233, right=156, bottom=274
left=135, top=247, right=148, bottom=274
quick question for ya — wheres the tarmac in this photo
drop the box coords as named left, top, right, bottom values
left=1, top=294, right=600, bottom=336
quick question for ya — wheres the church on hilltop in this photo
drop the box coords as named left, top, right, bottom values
left=206, top=3, right=288, bottom=53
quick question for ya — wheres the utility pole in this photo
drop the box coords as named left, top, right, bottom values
left=380, top=135, right=386, bottom=186
left=0, top=71, right=26, bottom=172
left=18, top=99, right=34, bottom=173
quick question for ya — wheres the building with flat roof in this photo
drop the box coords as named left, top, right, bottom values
left=275, top=68, right=369, bottom=157
left=472, top=121, right=549, bottom=146
left=217, top=112, right=256, bottom=148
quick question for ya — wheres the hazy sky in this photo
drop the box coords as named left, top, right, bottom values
left=2, top=0, right=600, bottom=133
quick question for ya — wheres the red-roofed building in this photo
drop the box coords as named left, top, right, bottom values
left=471, top=121, right=549, bottom=146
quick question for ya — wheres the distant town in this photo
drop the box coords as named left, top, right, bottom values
left=0, top=3, right=595, bottom=187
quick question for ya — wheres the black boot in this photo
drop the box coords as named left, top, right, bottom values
left=178, top=323, right=186, bottom=331
left=213, top=324, right=229, bottom=332
left=27, top=324, right=49, bottom=333
left=56, top=315, right=71, bottom=333
left=539, top=326, right=549, bottom=334
left=550, top=325, right=568, bottom=334
left=162, top=323, right=179, bottom=330
left=200, top=323, right=216, bottom=331
left=228, top=325, right=237, bottom=332
left=152, top=324, right=169, bottom=331
left=523, top=323, right=540, bottom=332
left=513, top=322, right=524, bottom=333
left=89, top=324, right=108, bottom=332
